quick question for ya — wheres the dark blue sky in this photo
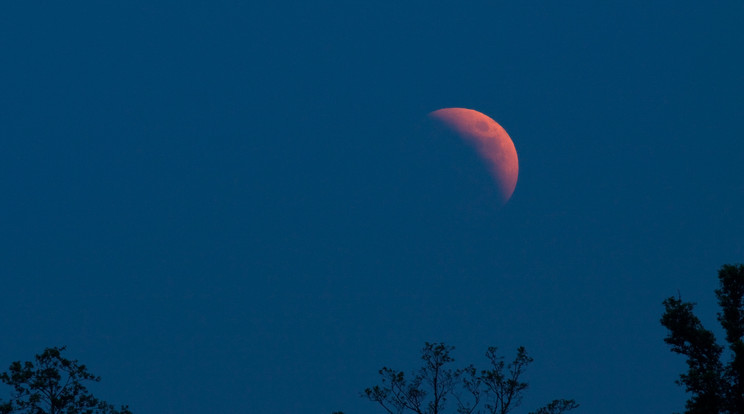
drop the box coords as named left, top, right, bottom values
left=1, top=1, right=743, bottom=413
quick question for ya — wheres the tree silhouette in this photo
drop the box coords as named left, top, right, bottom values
left=661, top=264, right=744, bottom=414
left=0, top=346, right=132, bottom=414
left=362, top=342, right=577, bottom=414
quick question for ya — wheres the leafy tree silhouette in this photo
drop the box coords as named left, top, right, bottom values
left=0, top=346, right=132, bottom=414
left=360, top=342, right=577, bottom=414
left=661, top=264, right=744, bottom=414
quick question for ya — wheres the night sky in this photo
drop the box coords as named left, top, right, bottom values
left=1, top=2, right=743, bottom=413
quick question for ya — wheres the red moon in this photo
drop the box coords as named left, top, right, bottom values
left=428, top=108, right=518, bottom=205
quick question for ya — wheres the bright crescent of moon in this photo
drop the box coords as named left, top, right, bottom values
left=428, top=108, right=519, bottom=204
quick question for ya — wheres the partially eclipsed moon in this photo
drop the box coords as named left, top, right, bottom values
left=428, top=108, right=518, bottom=205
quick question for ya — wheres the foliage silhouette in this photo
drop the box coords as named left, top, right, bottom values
left=362, top=342, right=578, bottom=414
left=0, top=346, right=132, bottom=414
left=661, top=264, right=744, bottom=414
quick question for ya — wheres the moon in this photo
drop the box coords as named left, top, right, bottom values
left=428, top=108, right=518, bottom=205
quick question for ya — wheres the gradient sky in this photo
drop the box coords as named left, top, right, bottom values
left=1, top=1, right=743, bottom=413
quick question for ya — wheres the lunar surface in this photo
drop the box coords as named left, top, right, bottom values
left=428, top=108, right=518, bottom=205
